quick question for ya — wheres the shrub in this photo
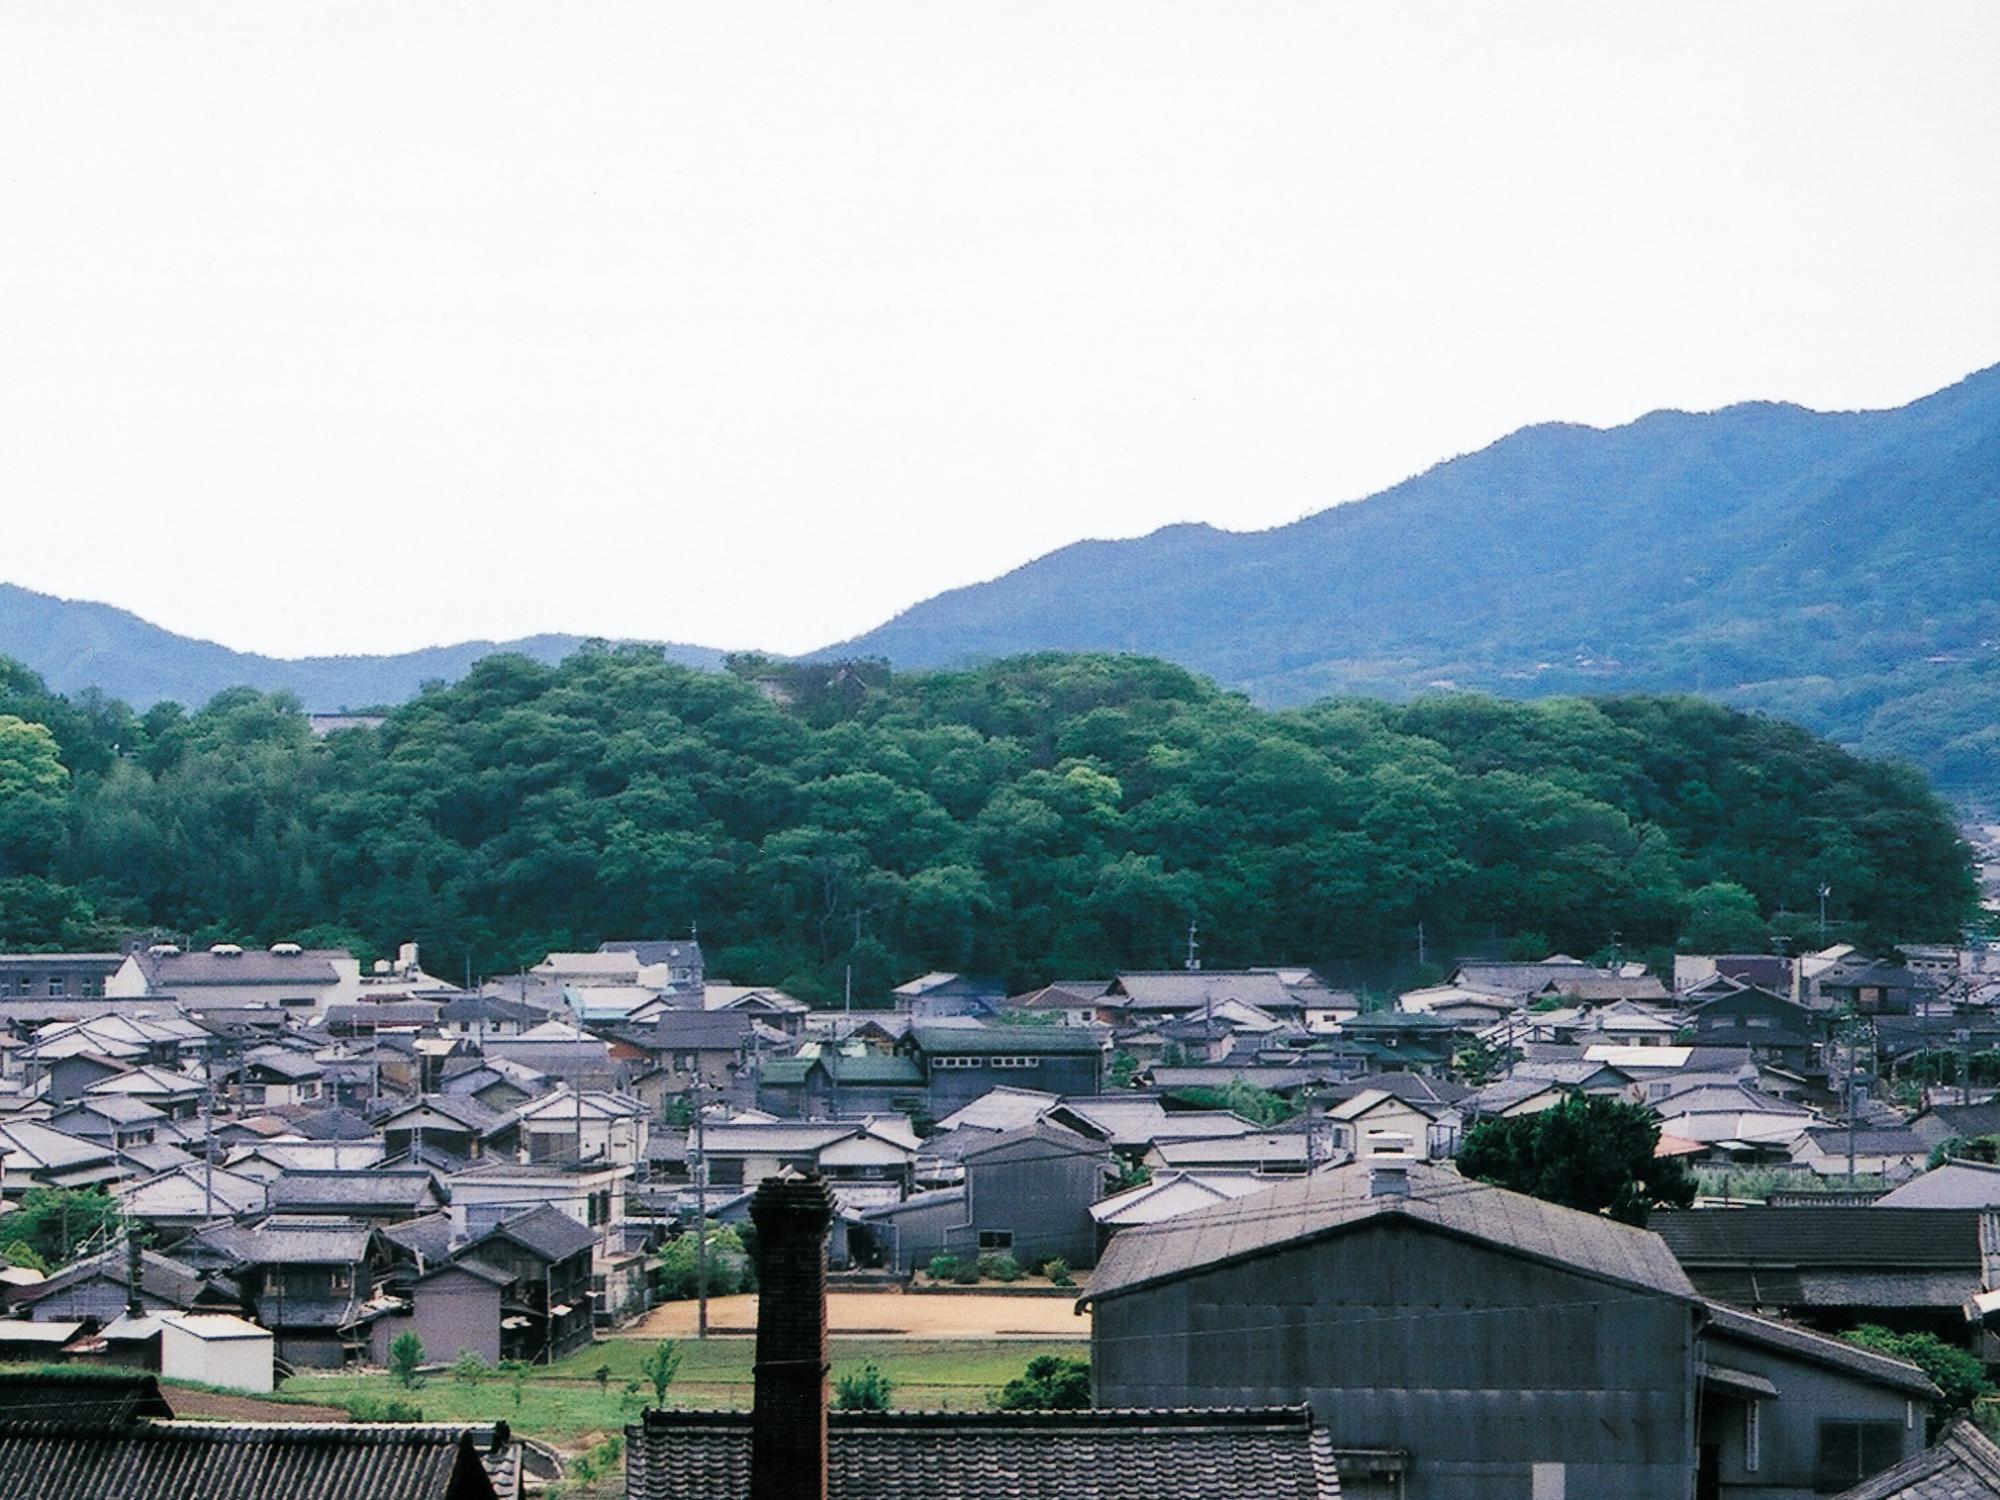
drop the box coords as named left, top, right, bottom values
left=1042, top=1257, right=1074, bottom=1287
left=345, top=1395, right=425, bottom=1422
left=950, top=1258, right=981, bottom=1284
left=978, top=1253, right=1022, bottom=1282
left=926, top=1253, right=962, bottom=1281
left=450, top=1351, right=490, bottom=1388
left=835, top=1362, right=895, bottom=1411
left=996, top=1354, right=1092, bottom=1410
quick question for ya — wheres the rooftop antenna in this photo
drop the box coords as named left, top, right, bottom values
left=1184, top=921, right=1201, bottom=972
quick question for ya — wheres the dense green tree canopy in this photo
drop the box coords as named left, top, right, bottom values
left=1457, top=1095, right=1698, bottom=1226
left=0, top=648, right=1974, bottom=1000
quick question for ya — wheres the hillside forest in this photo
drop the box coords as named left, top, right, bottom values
left=0, top=648, right=1975, bottom=1001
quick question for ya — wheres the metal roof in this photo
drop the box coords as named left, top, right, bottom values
left=910, top=1024, right=1102, bottom=1056
left=1088, top=1160, right=1696, bottom=1306
left=1700, top=1302, right=1938, bottom=1400
left=1654, top=1207, right=1983, bottom=1269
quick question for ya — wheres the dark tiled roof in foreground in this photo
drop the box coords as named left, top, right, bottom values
left=626, top=1407, right=1340, bottom=1500
left=0, top=1419, right=497, bottom=1500
left=1833, top=1420, right=2000, bottom=1499
left=0, top=1370, right=173, bottom=1426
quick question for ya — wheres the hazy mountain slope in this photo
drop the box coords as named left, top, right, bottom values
left=0, top=584, right=728, bottom=710
left=828, top=363, right=2000, bottom=799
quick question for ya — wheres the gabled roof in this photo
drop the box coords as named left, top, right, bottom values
left=933, top=1086, right=1060, bottom=1134
left=1088, top=1161, right=1696, bottom=1306
left=626, top=1407, right=1340, bottom=1500
left=466, top=1204, right=596, bottom=1264
left=136, top=948, right=347, bottom=986
left=196, top=1215, right=378, bottom=1267
left=0, top=1418, right=498, bottom=1500
left=267, top=1170, right=446, bottom=1214
left=960, top=1121, right=1109, bottom=1165
left=1109, top=972, right=1299, bottom=1013
left=381, top=1094, right=517, bottom=1137
left=1831, top=1420, right=2000, bottom=1499
left=1875, top=1159, right=2000, bottom=1209
left=7, top=1246, right=208, bottom=1312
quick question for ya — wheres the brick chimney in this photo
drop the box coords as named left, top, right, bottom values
left=749, top=1174, right=834, bottom=1500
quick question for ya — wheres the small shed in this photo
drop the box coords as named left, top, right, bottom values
left=159, top=1313, right=274, bottom=1394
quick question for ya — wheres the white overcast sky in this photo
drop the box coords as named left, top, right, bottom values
left=3, top=4, right=1998, bottom=658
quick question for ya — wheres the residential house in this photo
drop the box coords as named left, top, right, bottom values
left=891, top=972, right=1007, bottom=1018
left=0, top=1119, right=127, bottom=1194
left=616, top=1011, right=758, bottom=1106
left=267, top=1169, right=450, bottom=1225
left=1689, top=984, right=1823, bottom=1070
left=1907, top=1100, right=2000, bottom=1154
left=598, top=938, right=705, bottom=990
left=380, top=1095, right=520, bottom=1167
left=1811, top=961, right=1927, bottom=1017
left=1325, top=1087, right=1460, bottom=1161
left=1144, top=1130, right=1325, bottom=1176
left=437, top=995, right=541, bottom=1040
left=697, top=1118, right=918, bottom=1213
left=237, top=1046, right=325, bottom=1107
left=1100, top=971, right=1301, bottom=1026
left=446, top=1161, right=629, bottom=1248
left=1789, top=1127, right=1930, bottom=1182
left=1874, top=1159, right=2000, bottom=1209
left=1086, top=1158, right=1703, bottom=1500
left=84, top=1064, right=203, bottom=1120
left=7, top=1246, right=216, bottom=1324
left=50, top=1095, right=170, bottom=1151
left=1089, top=1169, right=1275, bottom=1238
left=117, top=1163, right=268, bottom=1236
left=513, top=1087, right=650, bottom=1167
left=457, top=1204, right=597, bottom=1363
left=189, top=1216, right=398, bottom=1368
left=899, top=1024, right=1103, bottom=1115
left=757, top=1047, right=928, bottom=1119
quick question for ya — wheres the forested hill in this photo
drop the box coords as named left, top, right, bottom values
left=0, top=649, right=1972, bottom=999
left=0, top=583, right=728, bottom=710
left=828, top=362, right=2000, bottom=805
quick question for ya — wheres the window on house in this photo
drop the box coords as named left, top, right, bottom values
left=46, top=976, right=65, bottom=997
left=1744, top=1400, right=1760, bottom=1473
left=707, top=1158, right=744, bottom=1186
left=1815, top=1421, right=1902, bottom=1491
left=977, top=1231, right=1013, bottom=1251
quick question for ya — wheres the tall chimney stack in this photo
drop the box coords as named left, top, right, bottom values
left=749, top=1174, right=834, bottom=1500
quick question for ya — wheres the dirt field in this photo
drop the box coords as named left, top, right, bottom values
left=619, top=1290, right=1091, bottom=1340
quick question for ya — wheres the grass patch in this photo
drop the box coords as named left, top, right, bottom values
left=286, top=1337, right=1088, bottom=1449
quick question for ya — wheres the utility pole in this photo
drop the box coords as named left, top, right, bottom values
left=1416, top=921, right=1427, bottom=968
left=1819, top=884, right=1832, bottom=942
left=689, top=1083, right=709, bottom=1339
left=202, top=1049, right=216, bottom=1221
left=1184, top=921, right=1200, bottom=972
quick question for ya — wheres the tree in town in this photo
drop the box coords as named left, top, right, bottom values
left=1457, top=1094, right=1696, bottom=1227
left=1841, top=1325, right=1992, bottom=1416
left=388, top=1331, right=426, bottom=1389
left=642, top=1340, right=684, bottom=1408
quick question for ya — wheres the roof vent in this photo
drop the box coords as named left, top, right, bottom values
left=1369, top=1162, right=1411, bottom=1198
left=209, top=944, right=244, bottom=958
left=148, top=944, right=182, bottom=957
left=269, top=942, right=303, bottom=957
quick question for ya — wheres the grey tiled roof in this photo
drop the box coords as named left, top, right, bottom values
left=0, top=1418, right=497, bottom=1500
left=1654, top=1208, right=1982, bottom=1269
left=0, top=1371, right=173, bottom=1425
left=1088, top=1161, right=1695, bottom=1306
left=268, top=1170, right=444, bottom=1213
left=470, top=1204, right=596, bottom=1264
left=1875, top=1160, right=2000, bottom=1208
left=911, top=1024, right=1103, bottom=1056
left=1832, top=1420, right=2000, bottom=1499
left=625, top=1407, right=1340, bottom=1500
